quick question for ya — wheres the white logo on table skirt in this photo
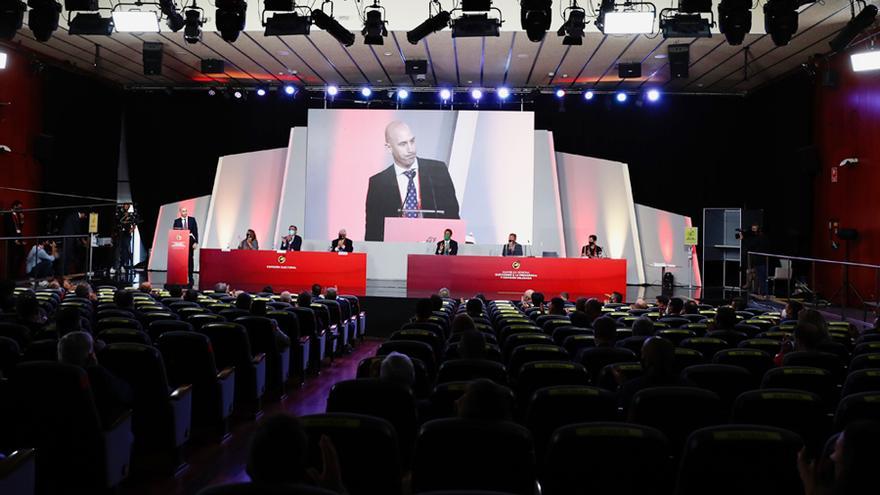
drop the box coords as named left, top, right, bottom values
left=494, top=270, right=538, bottom=281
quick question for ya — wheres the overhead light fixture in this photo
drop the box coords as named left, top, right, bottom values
left=646, top=88, right=661, bottom=101
left=597, top=0, right=656, bottom=34
left=555, top=89, right=566, bottom=98
left=64, top=0, right=98, bottom=10
left=830, top=4, right=878, bottom=53
left=112, top=11, right=160, bottom=32
left=763, top=0, right=806, bottom=47
left=557, top=2, right=587, bottom=45
left=450, top=0, right=502, bottom=38
left=471, top=88, right=483, bottom=100
left=439, top=88, right=452, bottom=101
left=496, top=86, right=510, bottom=99
left=69, top=12, right=114, bottom=35
left=851, top=50, right=880, bottom=72
left=396, top=88, right=409, bottom=100
left=0, top=0, right=25, bottom=40
left=616, top=91, right=628, bottom=102
left=183, top=6, right=204, bottom=43
left=313, top=2, right=355, bottom=47
left=158, top=0, right=185, bottom=31
left=660, top=13, right=712, bottom=38
left=326, top=84, right=338, bottom=96
left=263, top=0, right=311, bottom=36
left=521, top=0, right=551, bottom=42
left=0, top=51, right=6, bottom=69
left=215, top=0, right=247, bottom=42
left=717, top=0, right=751, bottom=46
left=26, top=0, right=61, bottom=42
left=360, top=86, right=372, bottom=97
left=362, top=1, right=387, bottom=45
left=407, top=0, right=449, bottom=44
left=583, top=90, right=594, bottom=100
left=256, top=87, right=267, bottom=96
left=284, top=84, right=297, bottom=95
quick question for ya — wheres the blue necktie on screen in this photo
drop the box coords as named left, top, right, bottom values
left=403, top=169, right=418, bottom=218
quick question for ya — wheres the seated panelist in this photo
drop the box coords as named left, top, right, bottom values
left=502, top=233, right=523, bottom=257
left=280, top=225, right=302, bottom=251
left=330, top=229, right=354, bottom=253
left=238, top=229, right=259, bottom=250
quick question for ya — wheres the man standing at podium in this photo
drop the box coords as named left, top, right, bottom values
left=435, top=229, right=458, bottom=256
left=172, top=207, right=198, bottom=286
left=364, top=121, right=460, bottom=241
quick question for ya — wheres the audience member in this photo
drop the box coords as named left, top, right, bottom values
left=297, top=291, right=312, bottom=308
left=797, top=309, right=827, bottom=334
left=569, top=310, right=590, bottom=328
left=683, top=300, right=700, bottom=314
left=380, top=351, right=415, bottom=392
left=531, top=292, right=546, bottom=314
left=430, top=294, right=444, bottom=312
left=236, top=292, right=253, bottom=311
left=775, top=322, right=830, bottom=366
left=58, top=331, right=133, bottom=428
left=799, top=420, right=880, bottom=495
left=631, top=317, right=654, bottom=337
left=618, top=337, right=688, bottom=410
left=74, top=282, right=96, bottom=301
left=607, top=291, right=623, bottom=304
left=548, top=297, right=566, bottom=316
left=731, top=297, right=748, bottom=312
left=251, top=299, right=268, bottom=316
left=451, top=314, right=476, bottom=334
left=667, top=297, right=685, bottom=315
left=584, top=298, right=604, bottom=325
left=262, top=286, right=274, bottom=295
left=713, top=306, right=738, bottom=331
left=167, top=285, right=183, bottom=298
left=456, top=379, right=512, bottom=421
left=137, top=281, right=152, bottom=294
left=438, top=287, right=451, bottom=298
left=52, top=306, right=83, bottom=337
left=213, top=282, right=229, bottom=295
left=414, top=298, right=433, bottom=322
left=183, top=288, right=200, bottom=303
left=655, top=294, right=669, bottom=314
left=559, top=292, right=570, bottom=302
left=784, top=300, right=805, bottom=323
left=15, top=292, right=46, bottom=337
left=279, top=291, right=293, bottom=304
left=521, top=289, right=535, bottom=308
left=593, top=316, right=618, bottom=347
left=458, top=330, right=487, bottom=360
left=630, top=298, right=649, bottom=310
left=465, top=298, right=483, bottom=319
left=311, top=284, right=323, bottom=299
left=575, top=297, right=587, bottom=313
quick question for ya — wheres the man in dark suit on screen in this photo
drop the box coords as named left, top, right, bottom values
left=172, top=207, right=198, bottom=286
left=364, top=121, right=460, bottom=241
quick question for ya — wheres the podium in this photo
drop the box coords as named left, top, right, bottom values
left=384, top=218, right=467, bottom=243
left=167, top=229, right=190, bottom=285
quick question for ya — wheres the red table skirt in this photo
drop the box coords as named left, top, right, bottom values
left=199, top=249, right=367, bottom=295
left=407, top=255, right=627, bottom=300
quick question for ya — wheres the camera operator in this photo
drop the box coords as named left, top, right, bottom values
left=115, top=203, right=139, bottom=272
left=737, top=224, right=769, bottom=294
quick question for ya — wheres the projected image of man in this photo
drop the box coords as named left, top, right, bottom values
left=365, top=121, right=460, bottom=241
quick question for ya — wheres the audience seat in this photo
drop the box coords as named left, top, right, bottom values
left=712, top=348, right=775, bottom=385
left=672, top=347, right=705, bottom=374
left=140, top=312, right=180, bottom=328
left=577, top=347, right=638, bottom=385
left=732, top=389, right=829, bottom=453
left=0, top=323, right=33, bottom=348
left=542, top=319, right=573, bottom=335
left=515, top=361, right=589, bottom=410
left=658, top=316, right=690, bottom=329
left=356, top=356, right=431, bottom=398
left=543, top=422, right=670, bottom=495
left=291, top=307, right=325, bottom=371
left=188, top=313, right=227, bottom=330
left=201, top=323, right=267, bottom=415
left=847, top=352, right=880, bottom=372
left=447, top=331, right=498, bottom=346
left=300, top=413, right=402, bottom=495
left=436, top=359, right=508, bottom=385
left=853, top=341, right=880, bottom=356
left=401, top=321, right=445, bottom=339
left=680, top=364, right=753, bottom=411
left=20, top=339, right=58, bottom=362
left=267, top=311, right=309, bottom=384
left=761, top=366, right=838, bottom=410
left=97, top=309, right=135, bottom=320
left=507, top=344, right=569, bottom=380
left=412, top=418, right=536, bottom=495
left=675, top=425, right=803, bottom=495
left=443, top=342, right=503, bottom=362
left=524, top=386, right=618, bottom=463
left=96, top=317, right=142, bottom=333
left=833, top=391, right=880, bottom=432
left=148, top=319, right=193, bottom=343
left=739, top=338, right=782, bottom=355
left=629, top=386, right=724, bottom=454
left=596, top=362, right=643, bottom=391
left=550, top=326, right=591, bottom=346
left=99, top=343, right=192, bottom=468
left=326, top=378, right=418, bottom=463
left=782, top=351, right=846, bottom=383
left=6, top=362, right=133, bottom=493
left=680, top=337, right=728, bottom=359
left=615, top=335, right=649, bottom=355
left=0, top=336, right=21, bottom=378
left=706, top=330, right=748, bottom=347
left=841, top=369, right=880, bottom=397
left=377, top=340, right=437, bottom=377
left=502, top=333, right=553, bottom=363
left=389, top=329, right=443, bottom=361
left=97, top=328, right=152, bottom=346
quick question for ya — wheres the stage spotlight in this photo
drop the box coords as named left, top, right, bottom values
left=646, top=88, right=660, bottom=101
left=396, top=88, right=409, bottom=100
left=830, top=4, right=878, bottom=53
left=0, top=0, right=25, bottom=40
left=521, top=0, right=551, bottom=42
left=68, top=12, right=113, bottom=35
left=718, top=0, right=751, bottom=46
left=362, top=1, right=387, bottom=45
left=183, top=7, right=203, bottom=43
left=256, top=87, right=267, bottom=96
left=497, top=87, right=510, bottom=99
left=555, top=89, right=566, bottom=98
left=284, top=84, right=296, bottom=95
left=763, top=0, right=801, bottom=47
left=851, top=50, right=880, bottom=72
left=451, top=0, right=502, bottom=38
left=360, top=86, right=372, bottom=97
left=112, top=11, right=161, bottom=32
left=233, top=89, right=243, bottom=99
left=313, top=6, right=355, bottom=47
left=208, top=88, right=217, bottom=96
left=159, top=0, right=185, bottom=32
left=597, top=0, right=656, bottom=34
left=439, top=88, right=452, bottom=101
left=407, top=2, right=449, bottom=45
left=326, top=85, right=338, bottom=96
left=557, top=3, right=586, bottom=45
left=471, top=88, right=483, bottom=100
left=215, top=0, right=247, bottom=42
left=26, top=0, right=61, bottom=42
left=616, top=92, right=627, bottom=102
left=0, top=51, right=5, bottom=68
left=584, top=90, right=594, bottom=100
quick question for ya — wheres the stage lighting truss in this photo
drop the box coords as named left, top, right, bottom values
left=361, top=1, right=388, bottom=45
left=406, top=0, right=450, bottom=45
left=261, top=0, right=312, bottom=36
left=596, top=0, right=658, bottom=35
left=658, top=0, right=715, bottom=39
left=449, top=0, right=503, bottom=38
left=557, top=1, right=588, bottom=45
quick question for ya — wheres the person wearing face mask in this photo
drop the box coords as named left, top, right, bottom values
left=502, top=233, right=523, bottom=256
left=330, top=229, right=353, bottom=253
left=238, top=229, right=259, bottom=250
left=280, top=225, right=302, bottom=251
left=435, top=228, right=458, bottom=256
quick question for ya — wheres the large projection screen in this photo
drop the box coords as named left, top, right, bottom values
left=305, top=109, right=535, bottom=245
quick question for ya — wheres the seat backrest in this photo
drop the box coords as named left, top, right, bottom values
left=578, top=347, right=638, bottom=384
left=849, top=352, right=880, bottom=372
left=562, top=334, right=595, bottom=356
left=502, top=333, right=554, bottom=362
left=326, top=378, right=418, bottom=459
left=20, top=339, right=58, bottom=362
left=739, top=338, right=781, bottom=355
left=188, top=313, right=227, bottom=330
left=507, top=345, right=569, bottom=380
left=196, top=482, right=336, bottom=495
left=290, top=307, right=318, bottom=338
left=551, top=326, right=591, bottom=346
left=680, top=337, right=729, bottom=358
left=833, top=391, right=880, bottom=432
left=157, top=331, right=220, bottom=387
left=842, top=369, right=880, bottom=397
left=515, top=361, right=589, bottom=406
left=315, top=299, right=342, bottom=326
left=96, top=317, right=142, bottom=333
left=543, top=422, right=669, bottom=495
left=0, top=335, right=21, bottom=377
left=525, top=386, right=618, bottom=462
left=761, top=366, right=838, bottom=410
left=377, top=340, right=436, bottom=375
left=782, top=351, right=846, bottom=382
left=390, top=329, right=442, bottom=359
left=675, top=425, right=803, bottom=495
left=732, top=388, right=828, bottom=452
left=436, top=359, right=508, bottom=386
left=148, top=319, right=193, bottom=343
left=629, top=386, right=723, bottom=454
left=672, top=347, right=705, bottom=374
left=201, top=322, right=254, bottom=368
left=218, top=308, right=250, bottom=321
left=300, top=413, right=402, bottom=495
left=266, top=311, right=300, bottom=340
left=235, top=316, right=280, bottom=354
left=681, top=364, right=754, bottom=411
left=712, top=348, right=774, bottom=383
left=412, top=418, right=536, bottom=495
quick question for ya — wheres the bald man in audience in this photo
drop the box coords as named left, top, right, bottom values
left=364, top=121, right=460, bottom=241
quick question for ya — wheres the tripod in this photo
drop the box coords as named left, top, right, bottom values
left=829, top=240, right=865, bottom=320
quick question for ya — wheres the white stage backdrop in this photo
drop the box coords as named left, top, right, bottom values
left=272, top=127, right=308, bottom=248
left=148, top=195, right=211, bottom=272
left=202, top=148, right=288, bottom=251
left=556, top=153, right=646, bottom=284
left=304, top=109, right=535, bottom=244
left=635, top=204, right=703, bottom=287
left=532, top=131, right=566, bottom=257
